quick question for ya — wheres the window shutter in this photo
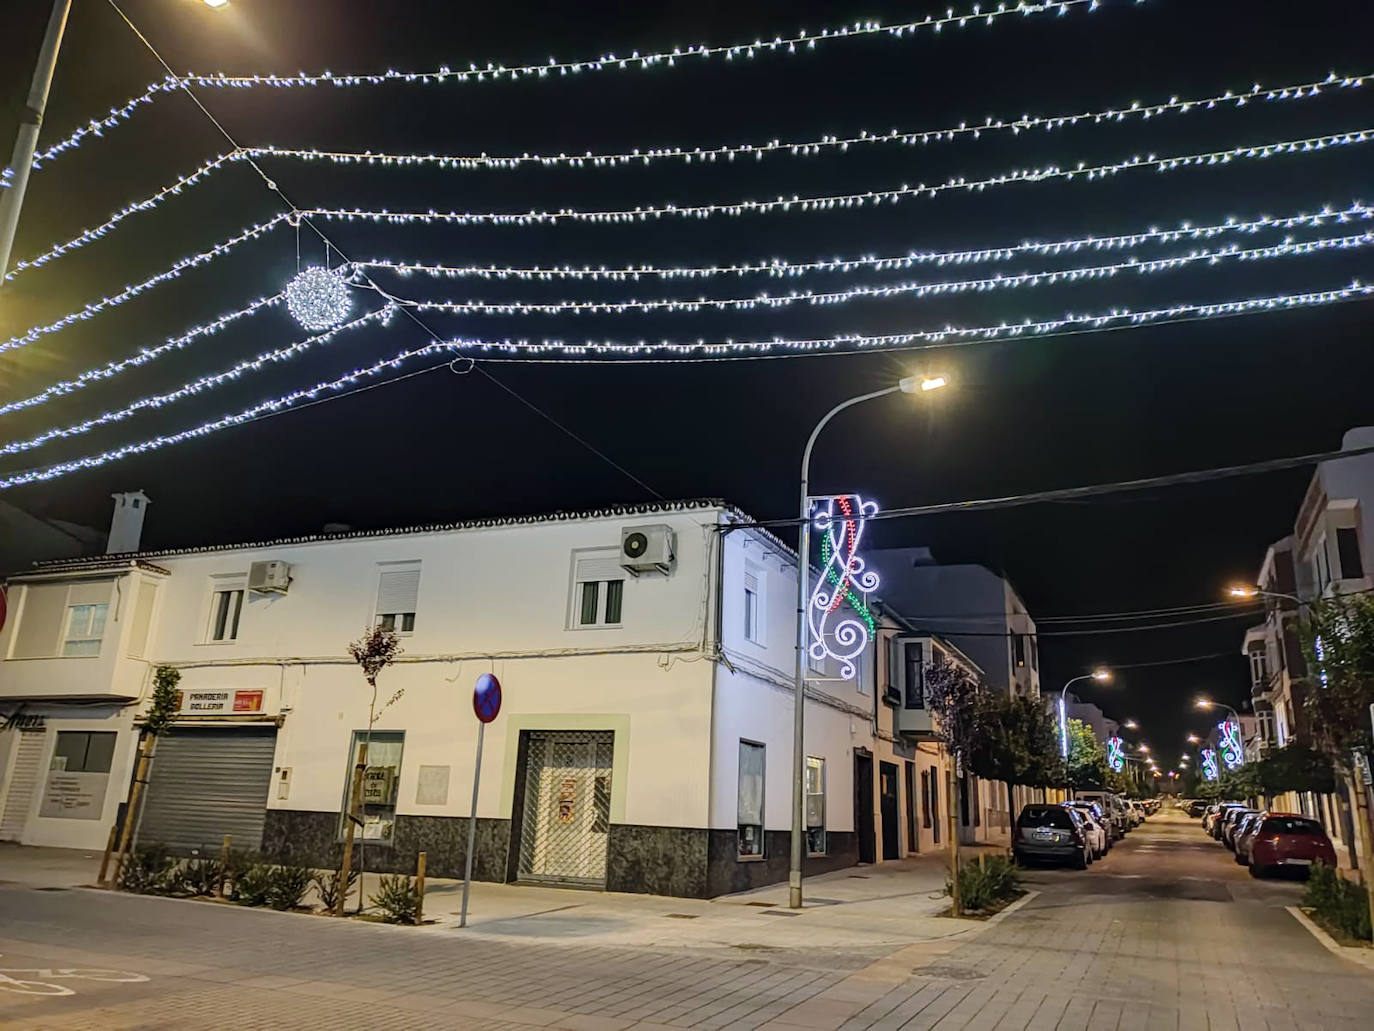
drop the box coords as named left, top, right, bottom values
left=68, top=580, right=113, bottom=607
left=744, top=570, right=759, bottom=594
left=575, top=556, right=622, bottom=583
left=376, top=567, right=421, bottom=614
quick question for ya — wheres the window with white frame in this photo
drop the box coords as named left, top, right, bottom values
left=205, top=580, right=245, bottom=643
left=570, top=550, right=625, bottom=628
left=737, top=740, right=765, bottom=858
left=1249, top=648, right=1268, bottom=689
left=63, top=603, right=109, bottom=656
left=338, top=730, right=405, bottom=843
left=743, top=563, right=763, bottom=644
left=375, top=562, right=421, bottom=634
left=805, top=756, right=826, bottom=855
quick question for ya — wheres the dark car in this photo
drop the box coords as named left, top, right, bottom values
left=1014, top=804, right=1092, bottom=869
left=1222, top=808, right=1257, bottom=850
left=1247, top=814, right=1338, bottom=877
left=1232, top=812, right=1265, bottom=864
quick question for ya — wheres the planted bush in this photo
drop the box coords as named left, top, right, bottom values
left=313, top=866, right=359, bottom=912
left=947, top=854, right=1022, bottom=914
left=178, top=856, right=224, bottom=897
left=370, top=874, right=420, bottom=924
left=266, top=864, right=313, bottom=911
left=233, top=863, right=275, bottom=907
left=1304, top=862, right=1373, bottom=942
left=119, top=844, right=178, bottom=895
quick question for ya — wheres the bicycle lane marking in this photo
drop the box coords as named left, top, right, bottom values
left=0, top=955, right=149, bottom=998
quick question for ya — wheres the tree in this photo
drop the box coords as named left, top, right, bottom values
left=112, top=665, right=182, bottom=887
left=1255, top=742, right=1337, bottom=797
left=923, top=655, right=979, bottom=915
left=1064, top=719, right=1108, bottom=791
left=969, top=692, right=1061, bottom=820
left=337, top=624, right=403, bottom=917
left=1301, top=594, right=1374, bottom=932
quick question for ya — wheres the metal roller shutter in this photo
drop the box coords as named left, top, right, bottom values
left=0, top=732, right=46, bottom=841
left=138, top=727, right=276, bottom=854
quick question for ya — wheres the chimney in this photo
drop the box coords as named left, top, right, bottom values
left=107, top=491, right=150, bottom=554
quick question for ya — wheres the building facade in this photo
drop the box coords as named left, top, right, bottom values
left=0, top=499, right=977, bottom=898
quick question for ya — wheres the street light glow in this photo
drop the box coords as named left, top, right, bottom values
left=920, top=375, right=948, bottom=392
left=1123, top=720, right=1138, bottom=729
left=901, top=373, right=950, bottom=394
left=202, top=0, right=229, bottom=7
left=1227, top=585, right=1259, bottom=599
left=1139, top=744, right=1150, bottom=753
left=1187, top=734, right=1200, bottom=744
left=1092, top=669, right=1111, bottom=682
left=1195, top=698, right=1214, bottom=710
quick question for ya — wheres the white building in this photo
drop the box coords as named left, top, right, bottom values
left=0, top=498, right=978, bottom=897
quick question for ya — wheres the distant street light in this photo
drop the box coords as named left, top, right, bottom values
left=1123, top=720, right=1139, bottom=730
left=1139, top=744, right=1150, bottom=753
left=789, top=372, right=948, bottom=910
left=1227, top=585, right=1303, bottom=606
left=1187, top=734, right=1201, bottom=744
left=1196, top=697, right=1241, bottom=724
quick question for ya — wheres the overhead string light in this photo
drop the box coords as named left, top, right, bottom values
left=388, top=233, right=1374, bottom=316
left=29, top=0, right=1122, bottom=173
left=243, top=72, right=1369, bottom=173
left=2, top=278, right=1367, bottom=491
left=0, top=293, right=282, bottom=418
left=11, top=124, right=1369, bottom=285
left=0, top=306, right=393, bottom=458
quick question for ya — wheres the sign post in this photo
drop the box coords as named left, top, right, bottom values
left=460, top=673, right=502, bottom=928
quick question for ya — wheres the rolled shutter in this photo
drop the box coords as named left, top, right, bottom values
left=376, top=566, right=421, bottom=614
left=138, top=728, right=277, bottom=853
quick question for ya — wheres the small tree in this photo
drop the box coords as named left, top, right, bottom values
left=924, top=655, right=981, bottom=915
left=337, top=624, right=403, bottom=916
left=112, top=666, right=182, bottom=886
left=1064, top=719, right=1108, bottom=791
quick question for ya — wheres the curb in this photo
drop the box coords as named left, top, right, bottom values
left=984, top=889, right=1039, bottom=928
left=1286, top=906, right=1374, bottom=972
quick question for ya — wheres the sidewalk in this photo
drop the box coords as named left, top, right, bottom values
left=0, top=840, right=1006, bottom=953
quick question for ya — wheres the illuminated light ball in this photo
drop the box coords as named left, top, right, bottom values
left=285, top=266, right=352, bottom=331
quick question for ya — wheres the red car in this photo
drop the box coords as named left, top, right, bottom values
left=1246, top=814, right=1337, bottom=878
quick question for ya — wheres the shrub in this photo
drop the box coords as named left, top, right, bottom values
left=313, top=866, right=359, bottom=912
left=178, top=856, right=224, bottom=897
left=266, top=864, right=313, bottom=911
left=947, top=854, right=1022, bottom=914
left=119, top=844, right=178, bottom=895
left=1304, top=862, right=1373, bottom=942
left=370, top=874, right=420, bottom=924
left=233, top=862, right=275, bottom=907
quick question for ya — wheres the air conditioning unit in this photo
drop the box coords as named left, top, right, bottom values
left=620, top=524, right=676, bottom=576
left=248, top=560, right=291, bottom=594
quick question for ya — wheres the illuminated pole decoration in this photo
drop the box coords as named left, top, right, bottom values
left=1106, top=736, right=1125, bottom=773
left=1201, top=749, right=1221, bottom=781
left=1059, top=697, right=1070, bottom=760
left=1218, top=719, right=1245, bottom=769
left=807, top=495, right=879, bottom=682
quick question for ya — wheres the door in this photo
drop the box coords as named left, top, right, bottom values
left=854, top=751, right=875, bottom=864
left=879, top=762, right=900, bottom=860
left=0, top=732, right=45, bottom=841
left=904, top=761, right=918, bottom=853
left=138, top=728, right=277, bottom=853
left=518, top=731, right=614, bottom=887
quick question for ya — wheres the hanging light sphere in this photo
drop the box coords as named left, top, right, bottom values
left=285, top=266, right=352, bottom=331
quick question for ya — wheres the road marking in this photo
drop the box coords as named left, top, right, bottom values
left=0, top=956, right=149, bottom=997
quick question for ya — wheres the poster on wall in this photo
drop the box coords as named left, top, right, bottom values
left=38, top=770, right=110, bottom=820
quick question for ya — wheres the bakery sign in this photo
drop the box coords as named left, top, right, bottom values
left=175, top=689, right=265, bottom=715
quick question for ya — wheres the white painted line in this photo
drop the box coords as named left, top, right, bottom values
left=985, top=890, right=1040, bottom=927
left=1286, top=906, right=1374, bottom=972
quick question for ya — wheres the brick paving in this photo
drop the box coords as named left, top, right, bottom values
left=2, top=810, right=1372, bottom=1028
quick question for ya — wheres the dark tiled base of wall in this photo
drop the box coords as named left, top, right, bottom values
left=260, top=811, right=859, bottom=897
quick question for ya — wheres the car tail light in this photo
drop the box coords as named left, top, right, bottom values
left=1071, top=828, right=1084, bottom=847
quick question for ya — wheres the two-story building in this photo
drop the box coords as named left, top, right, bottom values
left=0, top=496, right=980, bottom=898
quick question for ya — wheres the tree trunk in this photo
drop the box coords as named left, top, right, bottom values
left=1005, top=780, right=1016, bottom=839
left=112, top=732, right=153, bottom=889
left=335, top=740, right=368, bottom=917
left=1348, top=767, right=1374, bottom=934
left=947, top=764, right=962, bottom=916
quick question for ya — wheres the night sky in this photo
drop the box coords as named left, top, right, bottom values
left=3, top=0, right=1373, bottom=770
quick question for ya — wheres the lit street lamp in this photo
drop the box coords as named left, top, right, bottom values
left=789, top=373, right=947, bottom=909
left=1227, top=585, right=1304, bottom=607
left=1196, top=697, right=1241, bottom=724
left=1122, top=720, right=1139, bottom=730
left=1187, top=734, right=1201, bottom=744
left=1059, top=669, right=1111, bottom=758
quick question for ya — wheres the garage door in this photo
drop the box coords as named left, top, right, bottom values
left=138, top=727, right=276, bottom=854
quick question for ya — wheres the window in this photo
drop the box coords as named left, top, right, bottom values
left=571, top=552, right=625, bottom=627
left=209, top=588, right=243, bottom=642
left=62, top=604, right=109, bottom=656
left=1028, top=635, right=1039, bottom=671
left=375, top=563, right=421, bottom=633
left=737, top=741, right=765, bottom=858
left=339, top=731, right=405, bottom=843
left=903, top=641, right=925, bottom=709
left=1312, top=539, right=1331, bottom=593
left=51, top=731, right=116, bottom=773
left=805, top=756, right=826, bottom=855
left=920, top=769, right=932, bottom=828
left=1013, top=634, right=1026, bottom=668
left=743, top=565, right=763, bottom=644
left=1249, top=648, right=1267, bottom=688
left=1337, top=527, right=1364, bottom=580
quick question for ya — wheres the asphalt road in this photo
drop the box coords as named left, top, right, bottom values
left=1, top=807, right=1371, bottom=1029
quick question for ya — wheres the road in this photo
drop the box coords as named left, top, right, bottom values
left=1, top=808, right=1371, bottom=1029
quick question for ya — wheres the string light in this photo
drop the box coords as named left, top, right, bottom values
left=241, top=72, right=1369, bottom=174
left=285, top=265, right=355, bottom=330
left=299, top=129, right=1374, bottom=228
left=391, top=233, right=1374, bottom=317
left=0, top=307, right=393, bottom=458
left=0, top=214, right=290, bottom=353
left=29, top=0, right=1119, bottom=173
left=3, top=278, right=1366, bottom=493
left=359, top=202, right=1374, bottom=281
left=0, top=294, right=281, bottom=418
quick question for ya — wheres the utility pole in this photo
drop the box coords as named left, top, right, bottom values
left=0, top=0, right=72, bottom=287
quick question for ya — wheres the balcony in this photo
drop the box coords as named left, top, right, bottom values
left=895, top=705, right=935, bottom=737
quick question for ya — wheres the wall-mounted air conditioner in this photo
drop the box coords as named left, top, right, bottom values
left=248, top=560, right=291, bottom=594
left=620, top=524, right=676, bottom=576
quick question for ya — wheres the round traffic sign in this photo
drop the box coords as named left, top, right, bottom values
left=473, top=673, right=502, bottom=723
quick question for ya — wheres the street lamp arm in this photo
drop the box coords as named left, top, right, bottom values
left=799, top=385, right=901, bottom=495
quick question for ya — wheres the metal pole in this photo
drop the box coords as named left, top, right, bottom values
left=790, top=385, right=899, bottom=909
left=0, top=0, right=71, bottom=287
left=459, top=719, right=485, bottom=927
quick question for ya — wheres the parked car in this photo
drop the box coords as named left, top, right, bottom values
left=1063, top=801, right=1109, bottom=858
left=1014, top=804, right=1093, bottom=869
left=1246, top=814, right=1338, bottom=877
left=1222, top=808, right=1258, bottom=850
left=1208, top=803, right=1246, bottom=839
left=1232, top=812, right=1265, bottom=864
left=1077, top=791, right=1129, bottom=837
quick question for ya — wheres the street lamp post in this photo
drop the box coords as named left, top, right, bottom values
left=789, top=373, right=946, bottom=910
left=1059, top=670, right=1111, bottom=759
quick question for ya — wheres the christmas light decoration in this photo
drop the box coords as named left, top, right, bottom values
left=819, top=532, right=876, bottom=637
left=1201, top=748, right=1220, bottom=781
left=0, top=294, right=281, bottom=417
left=240, top=72, right=1370, bottom=174
left=395, top=232, right=1374, bottom=317
left=6, top=278, right=1368, bottom=489
left=1218, top=719, right=1244, bottom=768
left=360, top=202, right=1374, bottom=282
left=0, top=307, right=392, bottom=458
left=0, top=214, right=290, bottom=353
left=1106, top=736, right=1125, bottom=772
left=285, top=265, right=355, bottom=330
left=30, top=0, right=1120, bottom=173
left=807, top=495, right=879, bottom=681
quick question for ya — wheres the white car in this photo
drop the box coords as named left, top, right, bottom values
left=1063, top=802, right=1108, bottom=859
